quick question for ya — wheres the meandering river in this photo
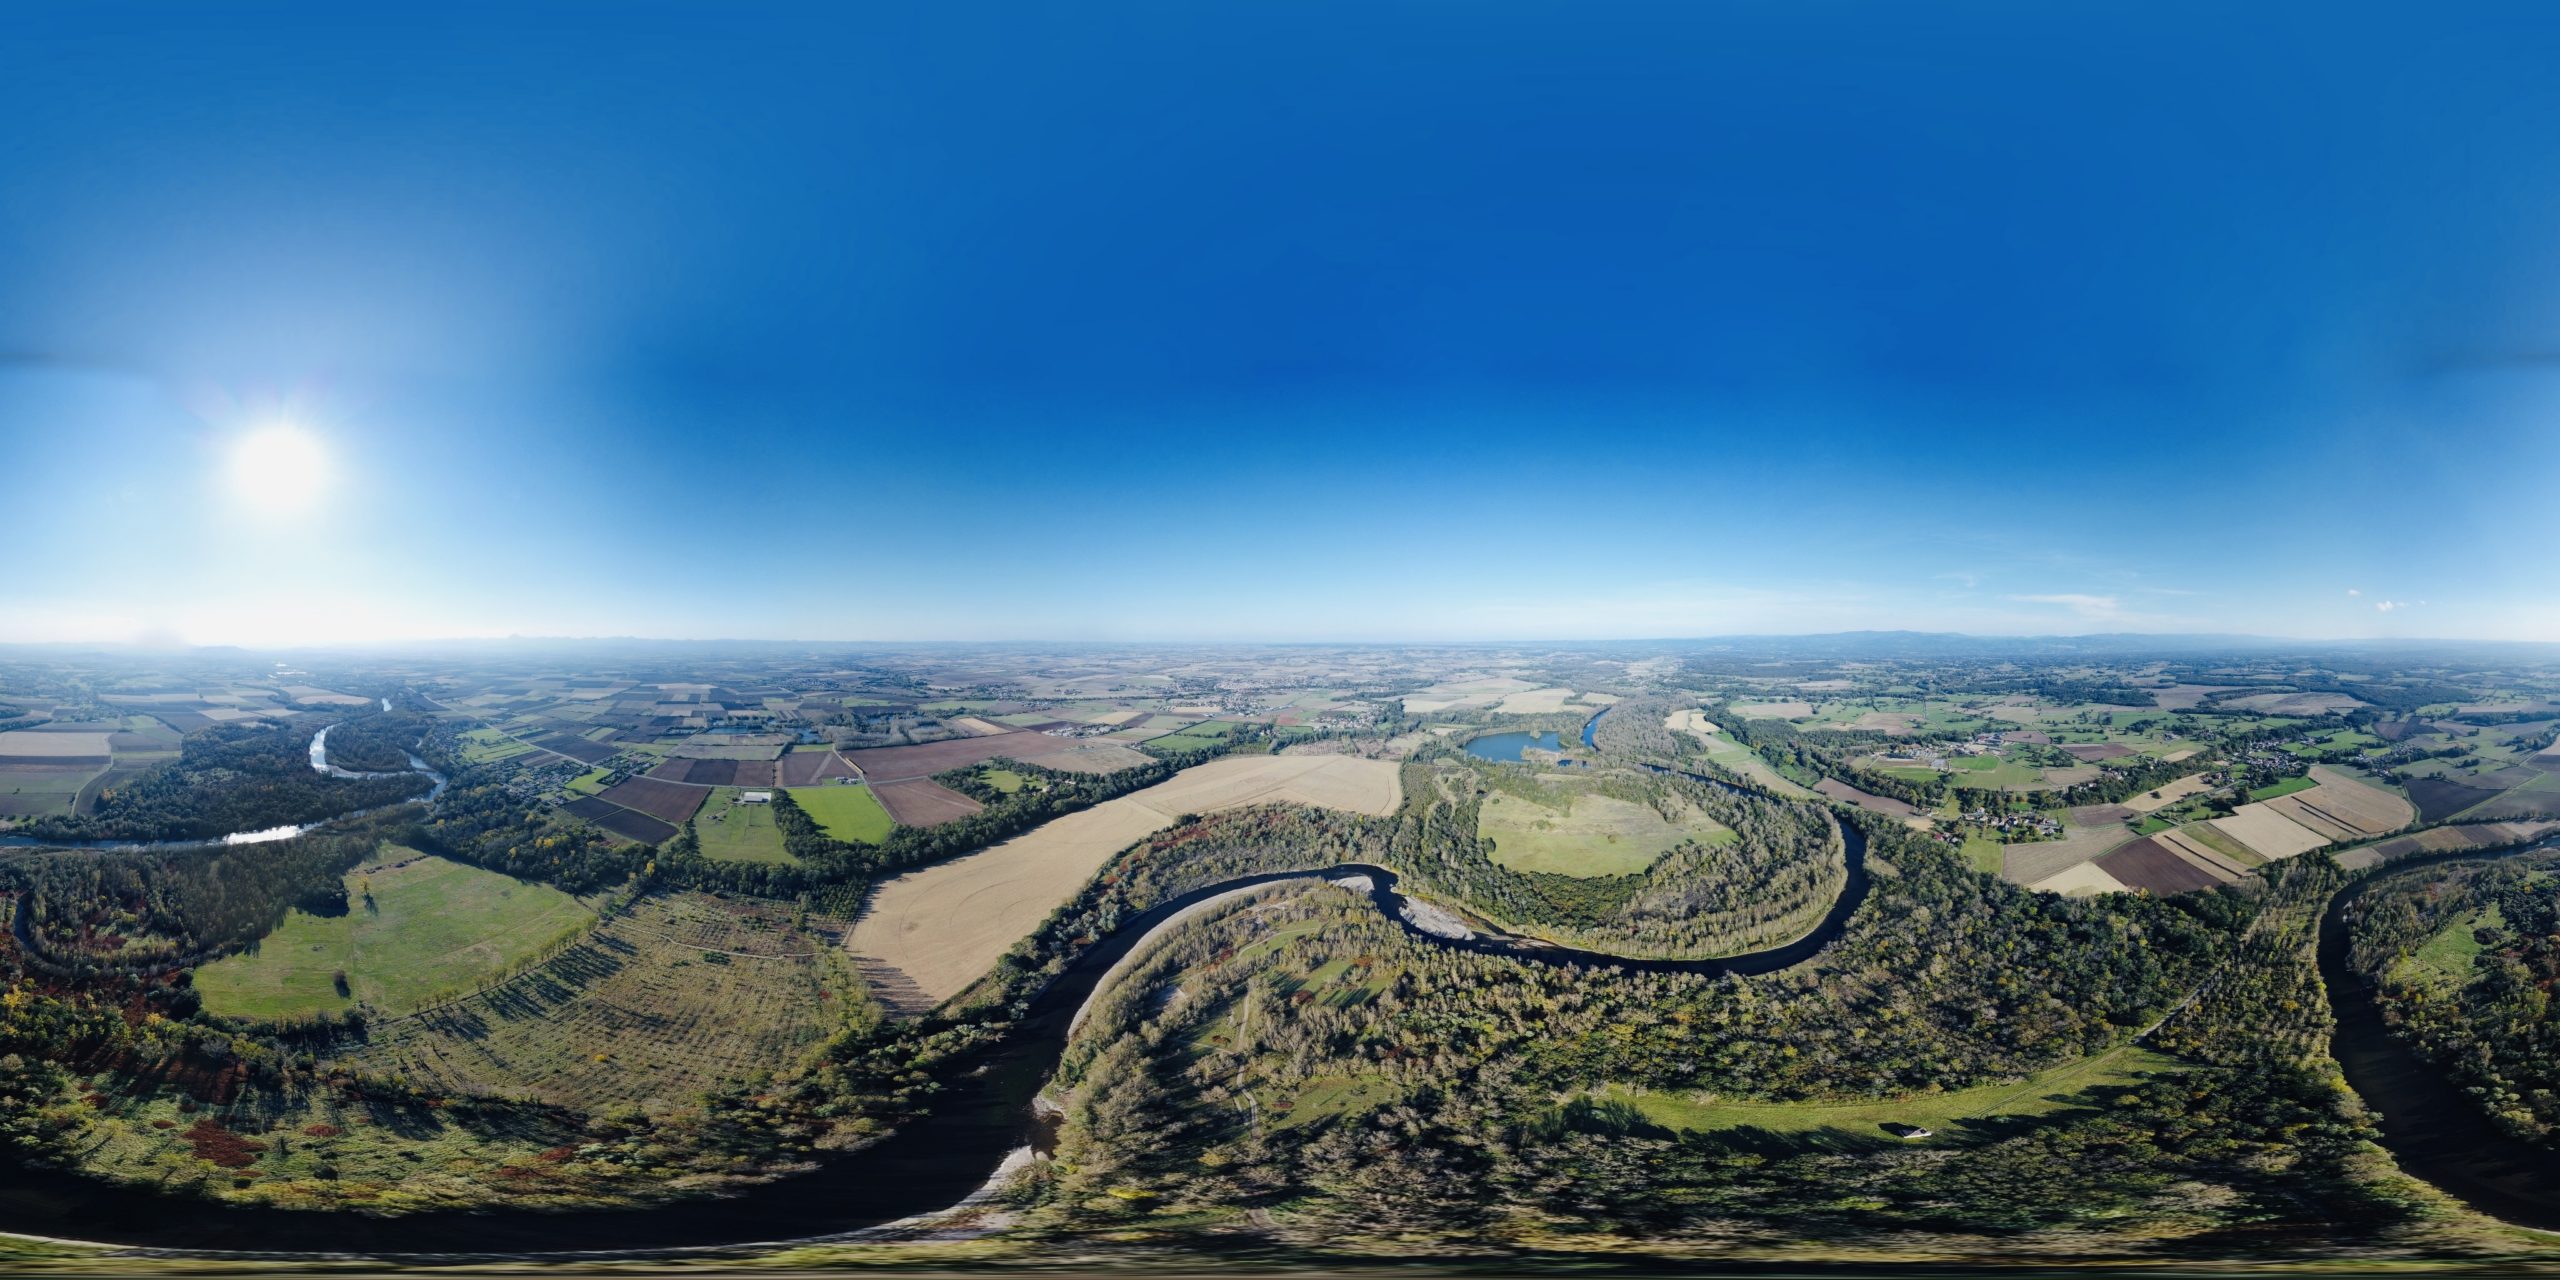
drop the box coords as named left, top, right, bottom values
left=0, top=811, right=1871, bottom=1257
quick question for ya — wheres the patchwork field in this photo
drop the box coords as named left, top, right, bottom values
left=598, top=776, right=709, bottom=825
left=2211, top=803, right=2330, bottom=860
left=333, top=892, right=861, bottom=1113
left=194, top=848, right=599, bottom=1021
left=2123, top=773, right=2216, bottom=814
left=843, top=731, right=1085, bottom=781
left=0, top=729, right=112, bottom=761
left=1734, top=700, right=1815, bottom=720
left=872, top=777, right=985, bottom=826
left=2027, top=859, right=2132, bottom=897
left=789, top=783, right=895, bottom=843
left=561, top=796, right=678, bottom=844
left=2094, top=837, right=2234, bottom=895
left=1479, top=792, right=1720, bottom=877
left=849, top=755, right=1400, bottom=1012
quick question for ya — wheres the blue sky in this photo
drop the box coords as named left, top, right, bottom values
left=4, top=1, right=2557, bottom=645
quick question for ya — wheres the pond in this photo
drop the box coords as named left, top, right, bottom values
left=1463, top=730, right=1568, bottom=762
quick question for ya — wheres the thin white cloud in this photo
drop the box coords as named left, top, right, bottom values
left=2346, top=588, right=2362, bottom=597
left=2375, top=599, right=2411, bottom=613
left=2009, top=593, right=2124, bottom=620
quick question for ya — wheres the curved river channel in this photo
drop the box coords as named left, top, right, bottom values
left=0, top=796, right=1870, bottom=1256
left=10, top=732, right=2552, bottom=1256
left=2316, top=839, right=2560, bottom=1231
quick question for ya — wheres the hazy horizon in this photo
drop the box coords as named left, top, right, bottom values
left=6, top=3, right=2556, bottom=647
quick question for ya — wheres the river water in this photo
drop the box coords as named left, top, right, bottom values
left=2315, top=841, right=2560, bottom=1230
left=0, top=727, right=442, bottom=853
left=0, top=819, right=1870, bottom=1257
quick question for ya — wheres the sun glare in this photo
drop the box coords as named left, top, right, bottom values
left=226, top=425, right=329, bottom=511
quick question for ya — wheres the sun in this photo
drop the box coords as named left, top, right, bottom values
left=226, top=425, right=330, bottom=511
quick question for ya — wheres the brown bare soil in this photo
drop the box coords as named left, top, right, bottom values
left=2061, top=743, right=2134, bottom=762
left=561, top=796, right=678, bottom=844
left=872, top=778, right=986, bottom=827
left=597, top=777, right=708, bottom=825
left=2096, top=839, right=2231, bottom=895
left=842, top=731, right=1081, bottom=781
left=1813, top=777, right=1919, bottom=819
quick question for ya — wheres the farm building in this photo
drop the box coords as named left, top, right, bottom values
left=740, top=790, right=772, bottom=804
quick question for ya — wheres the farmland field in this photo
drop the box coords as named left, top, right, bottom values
left=849, top=754, right=1400, bottom=1012
left=2210, top=803, right=2329, bottom=860
left=194, top=848, right=599, bottom=1020
left=561, top=796, right=677, bottom=844
left=872, top=777, right=985, bottom=826
left=788, top=783, right=895, bottom=843
left=694, top=788, right=794, bottom=864
left=1478, top=791, right=1722, bottom=877
left=598, top=776, right=709, bottom=825
left=0, top=763, right=100, bottom=818
left=332, top=892, right=864, bottom=1113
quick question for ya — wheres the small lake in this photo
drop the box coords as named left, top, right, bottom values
left=1464, top=730, right=1568, bottom=763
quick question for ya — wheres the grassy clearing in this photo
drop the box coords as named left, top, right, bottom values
left=194, top=848, right=598, bottom=1021
left=566, top=767, right=612, bottom=796
left=695, top=787, right=796, bottom=864
left=2397, top=904, right=2501, bottom=987
left=1958, top=834, right=2005, bottom=875
left=2249, top=775, right=2320, bottom=802
left=788, top=783, right=895, bottom=843
left=457, top=728, right=534, bottom=764
left=1478, top=791, right=1720, bottom=877
left=1610, top=1044, right=2185, bottom=1144
left=980, top=767, right=1030, bottom=793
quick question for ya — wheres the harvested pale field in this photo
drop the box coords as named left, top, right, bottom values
left=2152, top=684, right=2241, bottom=711
left=1734, top=701, right=1814, bottom=720
left=2301, top=766, right=2416, bottom=835
left=2028, top=860, right=2132, bottom=898
left=950, top=716, right=1011, bottom=736
left=2002, top=823, right=2140, bottom=885
left=0, top=730, right=112, bottom=759
left=1493, top=686, right=1578, bottom=714
left=2263, top=794, right=2358, bottom=842
left=2163, top=747, right=2201, bottom=762
left=1038, top=742, right=1156, bottom=774
left=2123, top=773, right=2216, bottom=813
left=849, top=755, right=1400, bottom=1012
left=1663, top=709, right=1721, bottom=737
left=2211, top=804, right=2330, bottom=861
left=2061, top=742, right=2134, bottom=762
left=872, top=778, right=985, bottom=827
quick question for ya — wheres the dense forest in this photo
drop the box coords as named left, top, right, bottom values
left=315, top=708, right=430, bottom=773
left=8, top=825, right=387, bottom=975
left=20, top=722, right=432, bottom=843
left=1032, top=843, right=2408, bottom=1259
left=2350, top=857, right=2560, bottom=1146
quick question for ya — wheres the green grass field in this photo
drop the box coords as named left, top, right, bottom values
left=1478, top=791, right=1723, bottom=876
left=193, top=847, right=596, bottom=1020
left=2249, top=775, right=2319, bottom=802
left=565, top=767, right=612, bottom=795
left=457, top=727, right=534, bottom=764
left=788, top=783, right=894, bottom=843
left=979, top=767, right=1030, bottom=793
left=1612, top=1044, right=2184, bottom=1144
left=1958, top=833, right=2005, bottom=875
left=1144, top=732, right=1228, bottom=754
left=694, top=788, right=796, bottom=864
left=2397, top=904, right=2501, bottom=987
